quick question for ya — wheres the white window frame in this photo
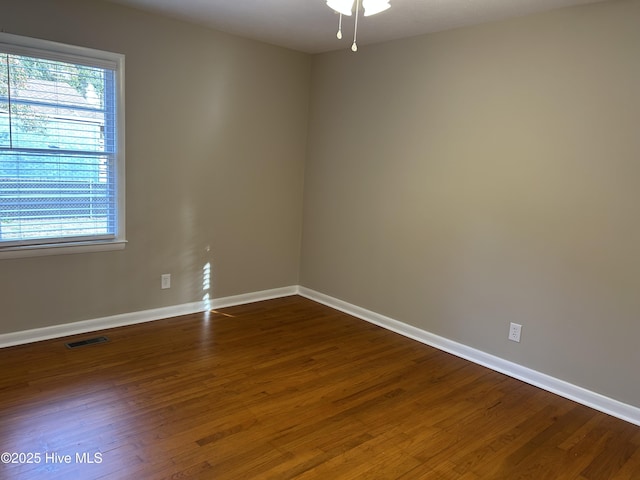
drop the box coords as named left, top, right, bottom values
left=0, top=33, right=125, bottom=260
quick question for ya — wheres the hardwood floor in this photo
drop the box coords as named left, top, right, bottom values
left=0, top=295, right=639, bottom=479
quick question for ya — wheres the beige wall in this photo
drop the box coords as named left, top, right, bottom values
left=0, top=0, right=310, bottom=332
left=301, top=0, right=640, bottom=407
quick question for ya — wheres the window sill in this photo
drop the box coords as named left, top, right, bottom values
left=0, top=240, right=127, bottom=260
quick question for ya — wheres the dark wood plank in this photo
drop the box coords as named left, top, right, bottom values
left=0, top=295, right=638, bottom=479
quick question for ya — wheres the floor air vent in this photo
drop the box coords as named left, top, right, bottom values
left=65, top=336, right=109, bottom=349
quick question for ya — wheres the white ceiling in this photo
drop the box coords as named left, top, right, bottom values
left=103, top=0, right=609, bottom=54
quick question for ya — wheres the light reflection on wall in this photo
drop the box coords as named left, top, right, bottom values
left=202, top=262, right=211, bottom=312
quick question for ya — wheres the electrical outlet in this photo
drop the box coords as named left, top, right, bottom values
left=508, top=322, right=522, bottom=342
left=161, top=274, right=171, bottom=289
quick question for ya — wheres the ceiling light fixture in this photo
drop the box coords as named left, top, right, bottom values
left=326, top=0, right=391, bottom=52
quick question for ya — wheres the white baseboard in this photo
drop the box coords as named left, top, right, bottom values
left=209, top=286, right=299, bottom=310
left=0, top=286, right=298, bottom=349
left=298, top=286, right=640, bottom=427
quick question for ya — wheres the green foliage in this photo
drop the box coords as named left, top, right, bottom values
left=1, top=52, right=105, bottom=135
left=2, top=53, right=104, bottom=98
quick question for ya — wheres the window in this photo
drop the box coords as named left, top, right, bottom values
left=0, top=33, right=125, bottom=259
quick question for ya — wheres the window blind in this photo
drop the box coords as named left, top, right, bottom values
left=0, top=50, right=118, bottom=248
